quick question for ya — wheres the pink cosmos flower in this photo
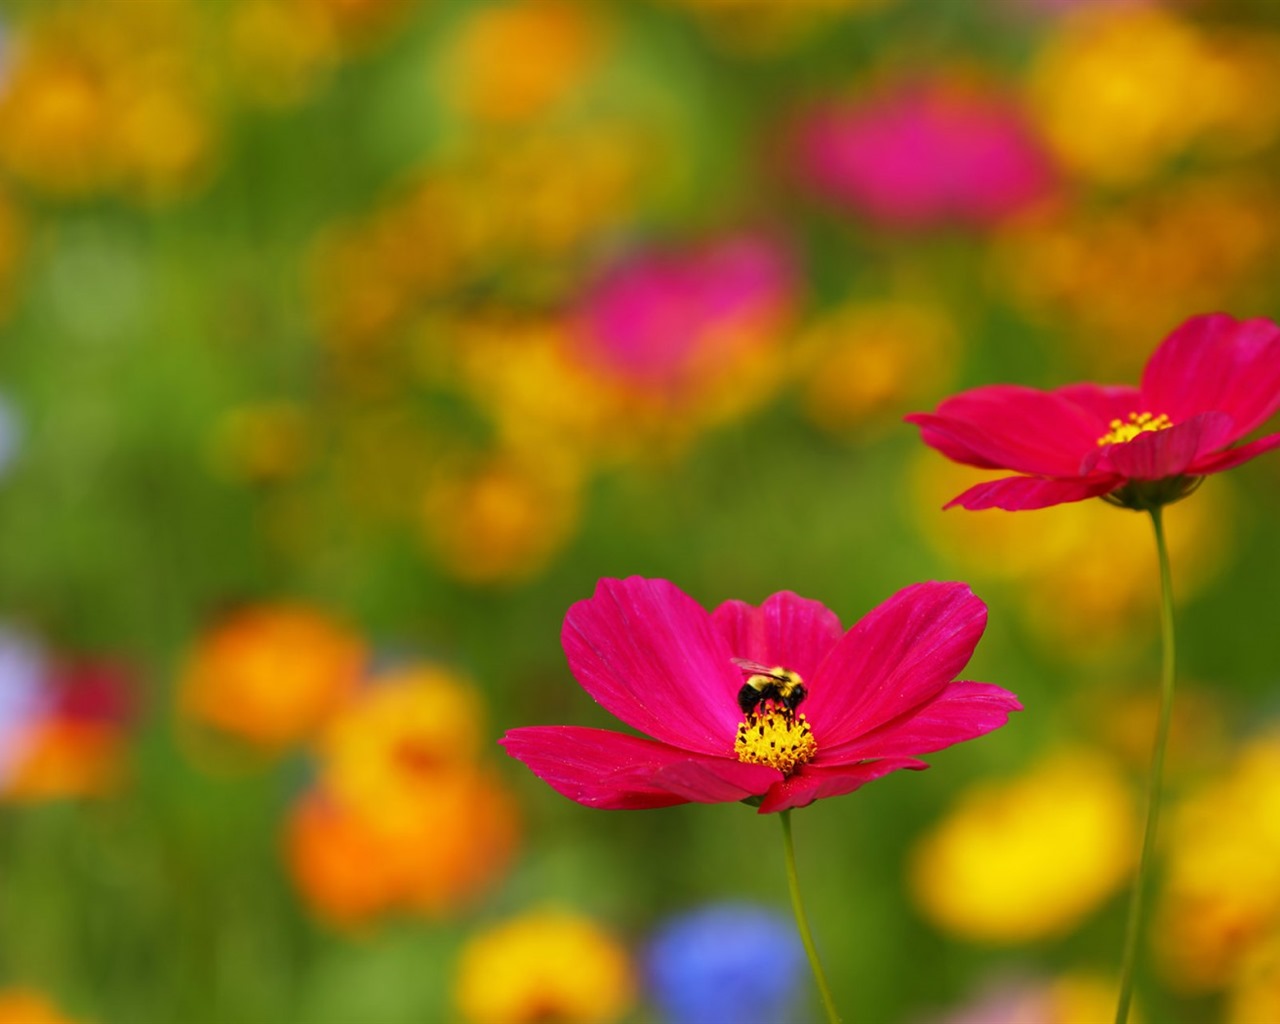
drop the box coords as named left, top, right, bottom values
left=908, top=312, right=1280, bottom=511
left=575, top=234, right=794, bottom=391
left=500, top=577, right=1019, bottom=814
left=790, top=78, right=1057, bottom=230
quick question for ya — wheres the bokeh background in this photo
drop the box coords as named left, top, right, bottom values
left=3, top=0, right=1280, bottom=1021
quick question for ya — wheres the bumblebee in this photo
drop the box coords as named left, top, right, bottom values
left=731, top=658, right=807, bottom=717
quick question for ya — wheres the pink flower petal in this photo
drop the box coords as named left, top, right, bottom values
left=1142, top=313, right=1280, bottom=437
left=758, top=758, right=928, bottom=813
left=1087, top=412, right=1236, bottom=479
left=711, top=592, right=844, bottom=685
left=803, top=582, right=987, bottom=749
left=561, top=577, right=742, bottom=756
left=1053, top=382, right=1144, bottom=426
left=500, top=726, right=780, bottom=809
left=907, top=385, right=1103, bottom=476
left=820, top=681, right=1022, bottom=762
left=943, top=474, right=1119, bottom=510
left=1191, top=430, right=1280, bottom=474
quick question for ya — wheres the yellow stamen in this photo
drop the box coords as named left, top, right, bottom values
left=735, top=709, right=817, bottom=776
left=1097, top=411, right=1173, bottom=446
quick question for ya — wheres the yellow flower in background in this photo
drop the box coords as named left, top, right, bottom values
left=179, top=605, right=366, bottom=752
left=1029, top=8, right=1280, bottom=184
left=910, top=748, right=1136, bottom=943
left=1227, top=935, right=1280, bottom=1024
left=0, top=989, right=84, bottom=1024
left=420, top=452, right=582, bottom=587
left=911, top=451, right=1234, bottom=660
left=226, top=0, right=338, bottom=108
left=437, top=0, right=606, bottom=125
left=319, top=664, right=487, bottom=821
left=990, top=174, right=1280, bottom=378
left=454, top=909, right=635, bottom=1024
left=797, top=299, right=959, bottom=440
left=1156, top=732, right=1280, bottom=992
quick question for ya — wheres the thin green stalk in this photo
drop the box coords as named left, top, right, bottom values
left=1114, top=506, right=1177, bottom=1024
left=779, top=809, right=843, bottom=1024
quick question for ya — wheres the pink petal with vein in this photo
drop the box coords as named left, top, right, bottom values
left=1089, top=412, right=1235, bottom=479
left=758, top=758, right=928, bottom=813
left=1192, top=431, right=1280, bottom=474
left=821, top=681, right=1021, bottom=762
left=908, top=385, right=1103, bottom=476
left=711, top=591, right=844, bottom=683
left=1141, top=313, right=1280, bottom=437
left=943, top=474, right=1118, bottom=510
left=804, top=582, right=987, bottom=748
left=500, top=726, right=779, bottom=809
left=561, top=577, right=741, bottom=755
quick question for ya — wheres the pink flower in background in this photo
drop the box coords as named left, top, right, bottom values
left=501, top=577, right=1019, bottom=814
left=575, top=234, right=794, bottom=390
left=908, top=312, right=1280, bottom=511
left=791, top=78, right=1058, bottom=229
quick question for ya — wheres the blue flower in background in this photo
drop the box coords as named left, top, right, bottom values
left=645, top=902, right=806, bottom=1024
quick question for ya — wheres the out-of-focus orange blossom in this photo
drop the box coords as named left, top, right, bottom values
left=2, top=718, right=126, bottom=802
left=453, top=908, right=635, bottom=1024
left=286, top=664, right=519, bottom=927
left=910, top=748, right=1136, bottom=944
left=179, top=604, right=366, bottom=752
left=437, top=0, right=606, bottom=125
left=0, top=989, right=84, bottom=1024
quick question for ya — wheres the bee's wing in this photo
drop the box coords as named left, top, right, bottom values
left=730, top=657, right=775, bottom=676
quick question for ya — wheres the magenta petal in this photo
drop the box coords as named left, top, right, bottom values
left=561, top=577, right=741, bottom=755
left=943, top=474, right=1119, bottom=510
left=758, top=758, right=928, bottom=813
left=711, top=592, right=844, bottom=684
left=908, top=385, right=1104, bottom=476
left=803, top=582, right=987, bottom=749
left=1191, top=430, right=1280, bottom=474
left=1091, top=412, right=1236, bottom=479
left=822, top=681, right=1022, bottom=761
left=1054, top=382, right=1144, bottom=424
left=1142, top=313, right=1280, bottom=437
left=500, top=726, right=778, bottom=809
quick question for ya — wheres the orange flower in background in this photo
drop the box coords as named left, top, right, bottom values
left=286, top=665, right=520, bottom=927
left=179, top=604, right=365, bottom=752
left=438, top=0, right=606, bottom=124
left=453, top=908, right=636, bottom=1024
left=0, top=988, right=84, bottom=1024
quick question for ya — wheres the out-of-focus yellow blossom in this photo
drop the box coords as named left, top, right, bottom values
left=287, top=666, right=519, bottom=927
left=1227, top=936, right=1280, bottom=1024
left=0, top=989, right=84, bottom=1024
left=991, top=175, right=1280, bottom=377
left=1156, top=732, right=1280, bottom=992
left=227, top=0, right=337, bottom=108
left=1073, top=683, right=1226, bottom=781
left=0, top=3, right=217, bottom=203
left=318, top=664, right=486, bottom=824
left=420, top=452, right=582, bottom=587
left=797, top=299, right=959, bottom=440
left=1029, top=8, right=1280, bottom=184
left=912, top=451, right=1234, bottom=660
left=437, top=0, right=605, bottom=124
left=910, top=748, right=1136, bottom=943
left=1048, top=973, right=1128, bottom=1024
left=661, top=0, right=890, bottom=55
left=179, top=604, right=365, bottom=752
left=454, top=908, right=635, bottom=1024
left=211, top=401, right=312, bottom=484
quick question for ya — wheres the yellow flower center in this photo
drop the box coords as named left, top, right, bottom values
left=1096, top=411, right=1172, bottom=446
left=735, top=709, right=817, bottom=775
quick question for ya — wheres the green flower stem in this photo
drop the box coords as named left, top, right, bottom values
left=779, top=808, right=843, bottom=1024
left=1114, top=506, right=1178, bottom=1024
